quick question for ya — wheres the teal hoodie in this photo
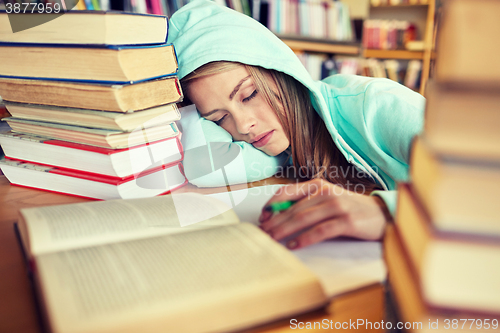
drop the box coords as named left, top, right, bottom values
left=167, top=0, right=425, bottom=215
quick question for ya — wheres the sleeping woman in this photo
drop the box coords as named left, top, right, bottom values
left=168, top=0, right=425, bottom=249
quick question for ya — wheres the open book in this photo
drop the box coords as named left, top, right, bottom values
left=17, top=193, right=328, bottom=333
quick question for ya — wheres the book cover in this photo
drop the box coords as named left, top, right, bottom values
left=0, top=158, right=188, bottom=200
left=0, top=11, right=168, bottom=44
left=0, top=76, right=183, bottom=112
left=0, top=131, right=184, bottom=178
left=0, top=43, right=178, bottom=84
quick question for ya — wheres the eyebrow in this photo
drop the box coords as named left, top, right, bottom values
left=199, top=75, right=252, bottom=117
left=229, top=75, right=251, bottom=100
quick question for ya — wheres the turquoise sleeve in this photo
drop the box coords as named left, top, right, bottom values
left=178, top=105, right=288, bottom=187
left=364, top=80, right=424, bottom=217
left=362, top=79, right=425, bottom=166
left=362, top=80, right=424, bottom=218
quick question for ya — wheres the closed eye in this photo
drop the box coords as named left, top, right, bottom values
left=243, top=90, right=257, bottom=102
left=214, top=114, right=227, bottom=125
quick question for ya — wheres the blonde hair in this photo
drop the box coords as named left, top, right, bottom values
left=182, top=61, right=381, bottom=193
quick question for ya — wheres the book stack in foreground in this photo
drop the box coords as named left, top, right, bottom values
left=0, top=11, right=187, bottom=200
left=385, top=0, right=500, bottom=331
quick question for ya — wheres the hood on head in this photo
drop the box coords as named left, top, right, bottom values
left=167, top=1, right=399, bottom=191
left=166, top=0, right=329, bottom=115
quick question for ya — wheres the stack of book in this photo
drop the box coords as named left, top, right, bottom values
left=385, top=0, right=500, bottom=331
left=0, top=11, right=187, bottom=200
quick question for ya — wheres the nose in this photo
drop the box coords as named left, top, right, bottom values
left=233, top=110, right=256, bottom=135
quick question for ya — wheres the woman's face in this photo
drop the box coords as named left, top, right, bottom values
left=186, top=67, right=290, bottom=156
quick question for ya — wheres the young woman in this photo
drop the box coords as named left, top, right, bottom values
left=169, top=0, right=425, bottom=249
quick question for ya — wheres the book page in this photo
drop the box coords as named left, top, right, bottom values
left=36, top=223, right=327, bottom=333
left=21, top=193, right=238, bottom=256
left=208, top=185, right=387, bottom=298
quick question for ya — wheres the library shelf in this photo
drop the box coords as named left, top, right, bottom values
left=367, top=0, right=436, bottom=95
left=363, top=49, right=424, bottom=60
left=370, top=3, right=429, bottom=8
left=277, top=35, right=361, bottom=55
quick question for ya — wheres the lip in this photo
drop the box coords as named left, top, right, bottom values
left=251, top=131, right=274, bottom=148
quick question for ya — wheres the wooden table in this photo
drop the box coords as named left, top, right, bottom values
left=0, top=176, right=385, bottom=333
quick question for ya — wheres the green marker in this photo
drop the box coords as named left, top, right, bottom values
left=264, top=200, right=296, bottom=213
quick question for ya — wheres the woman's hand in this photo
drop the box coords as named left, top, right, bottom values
left=258, top=179, right=391, bottom=249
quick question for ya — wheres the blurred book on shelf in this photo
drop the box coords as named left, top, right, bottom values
left=254, top=0, right=354, bottom=41
left=294, top=51, right=421, bottom=90
left=363, top=19, right=418, bottom=50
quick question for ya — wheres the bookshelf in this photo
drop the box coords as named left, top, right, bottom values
left=272, top=1, right=437, bottom=95
left=277, top=35, right=361, bottom=55
left=365, top=0, right=436, bottom=95
left=363, top=49, right=423, bottom=59
left=56, top=0, right=436, bottom=95
left=370, top=2, right=429, bottom=8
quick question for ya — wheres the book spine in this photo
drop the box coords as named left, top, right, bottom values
left=90, top=0, right=102, bottom=10
left=146, top=0, right=161, bottom=14
left=6, top=157, right=185, bottom=185
left=0, top=73, right=178, bottom=85
left=44, top=135, right=182, bottom=156
left=83, top=0, right=94, bottom=9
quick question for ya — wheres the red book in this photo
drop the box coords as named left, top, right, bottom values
left=0, top=131, right=183, bottom=178
left=0, top=158, right=187, bottom=200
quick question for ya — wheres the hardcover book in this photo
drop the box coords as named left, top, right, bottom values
left=0, top=11, right=168, bottom=45
left=385, top=223, right=499, bottom=333
left=0, top=158, right=187, bottom=200
left=0, top=76, right=183, bottom=112
left=15, top=194, right=328, bottom=332
left=424, top=81, right=500, bottom=160
left=435, top=0, right=500, bottom=86
left=395, top=183, right=500, bottom=314
left=0, top=43, right=178, bottom=83
left=0, top=132, right=183, bottom=178
left=410, top=136, right=500, bottom=237
left=4, top=117, right=180, bottom=149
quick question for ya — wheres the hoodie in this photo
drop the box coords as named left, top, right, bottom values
left=167, top=0, right=425, bottom=215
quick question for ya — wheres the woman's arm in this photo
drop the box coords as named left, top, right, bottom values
left=259, top=78, right=425, bottom=248
left=259, top=179, right=389, bottom=249
left=178, top=105, right=288, bottom=187
left=359, top=78, right=425, bottom=215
